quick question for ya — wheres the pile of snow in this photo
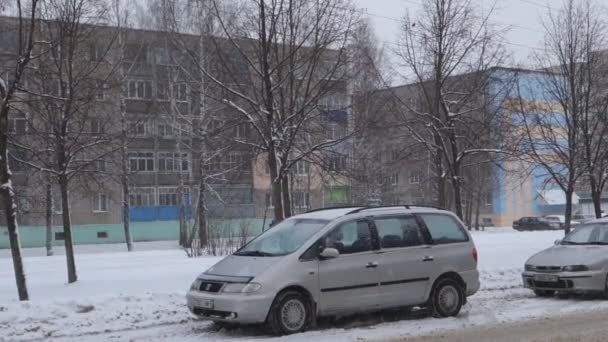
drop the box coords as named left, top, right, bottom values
left=2, top=228, right=608, bottom=341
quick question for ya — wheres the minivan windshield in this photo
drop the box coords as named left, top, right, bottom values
left=234, top=219, right=329, bottom=257
left=561, top=223, right=608, bottom=245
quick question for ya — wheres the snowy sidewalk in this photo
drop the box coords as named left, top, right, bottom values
left=3, top=228, right=608, bottom=341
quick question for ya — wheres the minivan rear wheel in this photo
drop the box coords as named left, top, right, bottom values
left=266, top=291, right=311, bottom=336
left=429, top=278, right=464, bottom=318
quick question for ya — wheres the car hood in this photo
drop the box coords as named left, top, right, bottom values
left=527, top=245, right=608, bottom=266
left=202, top=255, right=283, bottom=279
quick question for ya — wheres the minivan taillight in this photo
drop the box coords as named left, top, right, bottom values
left=472, top=247, right=478, bottom=264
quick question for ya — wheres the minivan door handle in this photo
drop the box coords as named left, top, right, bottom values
left=365, top=261, right=379, bottom=268
left=423, top=256, right=434, bottom=262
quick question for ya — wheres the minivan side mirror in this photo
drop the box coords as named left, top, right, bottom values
left=320, top=247, right=339, bottom=259
left=554, top=239, right=561, bottom=245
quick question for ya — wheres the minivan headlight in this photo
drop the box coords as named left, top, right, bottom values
left=190, top=279, right=202, bottom=291
left=525, top=264, right=535, bottom=272
left=563, top=265, right=589, bottom=272
left=222, top=282, right=262, bottom=293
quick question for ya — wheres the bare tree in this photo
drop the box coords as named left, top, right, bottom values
left=396, top=0, right=506, bottom=219
left=0, top=0, right=40, bottom=301
left=517, top=0, right=608, bottom=233
left=17, top=0, right=119, bottom=283
left=173, top=0, right=359, bottom=221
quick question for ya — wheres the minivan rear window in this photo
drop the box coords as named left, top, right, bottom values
left=419, top=214, right=468, bottom=244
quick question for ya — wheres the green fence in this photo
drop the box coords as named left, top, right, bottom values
left=0, top=219, right=270, bottom=249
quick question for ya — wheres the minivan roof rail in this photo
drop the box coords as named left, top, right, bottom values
left=346, top=204, right=443, bottom=214
left=305, top=206, right=366, bottom=213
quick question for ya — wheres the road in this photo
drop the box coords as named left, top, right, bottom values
left=395, top=310, right=608, bottom=342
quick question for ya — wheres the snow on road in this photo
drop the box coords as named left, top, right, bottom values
left=2, top=228, right=608, bottom=342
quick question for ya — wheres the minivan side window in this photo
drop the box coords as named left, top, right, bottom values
left=324, top=220, right=373, bottom=255
left=375, top=216, right=423, bottom=249
left=419, top=214, right=468, bottom=244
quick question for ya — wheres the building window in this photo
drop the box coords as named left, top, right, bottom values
left=55, top=232, right=65, bottom=241
left=157, top=82, right=169, bottom=101
left=158, top=152, right=189, bottom=172
left=485, top=193, right=493, bottom=206
left=225, top=152, right=242, bottom=170
left=158, top=123, right=173, bottom=137
left=53, top=193, right=63, bottom=214
left=326, top=123, right=346, bottom=141
left=173, top=83, right=188, bottom=102
left=235, top=123, right=247, bottom=139
left=127, top=121, right=149, bottom=137
left=128, top=152, right=154, bottom=172
left=264, top=192, right=274, bottom=208
left=409, top=171, right=422, bottom=184
left=158, top=187, right=190, bottom=206
left=292, top=191, right=310, bottom=209
left=294, top=160, right=310, bottom=176
left=390, top=172, right=399, bottom=186
left=96, top=159, right=107, bottom=172
left=49, top=79, right=69, bottom=97
left=207, top=118, right=223, bottom=132
left=96, top=80, right=107, bottom=100
left=90, top=119, right=103, bottom=134
left=327, top=155, right=347, bottom=172
left=97, top=231, right=108, bottom=238
left=126, top=80, right=152, bottom=99
left=94, top=193, right=109, bottom=212
left=129, top=187, right=155, bottom=207
left=9, top=117, right=27, bottom=135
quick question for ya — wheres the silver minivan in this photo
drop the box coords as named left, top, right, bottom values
left=186, top=206, right=480, bottom=335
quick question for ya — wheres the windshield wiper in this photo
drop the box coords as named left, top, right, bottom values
left=233, top=250, right=276, bottom=257
left=560, top=241, right=583, bottom=245
left=586, top=242, right=608, bottom=245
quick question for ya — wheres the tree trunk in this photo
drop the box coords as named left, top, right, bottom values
left=0, top=131, right=29, bottom=300
left=564, top=188, right=574, bottom=235
left=590, top=177, right=603, bottom=219
left=452, top=174, right=464, bottom=220
left=45, top=178, right=53, bottom=256
left=58, top=174, right=77, bottom=283
left=197, top=178, right=208, bottom=247
left=281, top=174, right=292, bottom=218
left=268, top=151, right=284, bottom=221
left=474, top=191, right=481, bottom=231
left=434, top=143, right=446, bottom=208
left=120, top=111, right=133, bottom=252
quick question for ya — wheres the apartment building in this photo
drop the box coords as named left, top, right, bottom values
left=0, top=16, right=352, bottom=231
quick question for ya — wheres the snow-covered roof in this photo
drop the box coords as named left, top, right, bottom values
left=537, top=189, right=580, bottom=205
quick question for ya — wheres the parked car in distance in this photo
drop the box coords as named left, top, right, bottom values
left=522, top=218, right=608, bottom=297
left=186, top=206, right=480, bottom=335
left=543, top=215, right=580, bottom=228
left=573, top=214, right=597, bottom=224
left=513, top=217, right=561, bottom=231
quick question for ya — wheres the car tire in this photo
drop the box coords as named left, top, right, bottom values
left=266, top=290, right=312, bottom=336
left=429, top=278, right=464, bottom=318
left=534, top=290, right=555, bottom=297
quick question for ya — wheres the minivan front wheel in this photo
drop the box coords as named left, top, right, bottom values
left=266, top=291, right=311, bottom=335
left=429, top=278, right=464, bottom=318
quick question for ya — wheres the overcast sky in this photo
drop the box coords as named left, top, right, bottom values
left=353, top=0, right=551, bottom=82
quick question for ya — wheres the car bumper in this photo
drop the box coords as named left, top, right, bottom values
left=522, top=270, right=607, bottom=292
left=461, top=269, right=480, bottom=296
left=186, top=290, right=274, bottom=324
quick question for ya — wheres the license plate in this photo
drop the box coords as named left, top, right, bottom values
left=534, top=274, right=558, bottom=282
left=195, top=298, right=214, bottom=309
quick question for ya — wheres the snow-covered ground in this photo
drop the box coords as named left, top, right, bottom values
left=2, top=228, right=608, bottom=342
